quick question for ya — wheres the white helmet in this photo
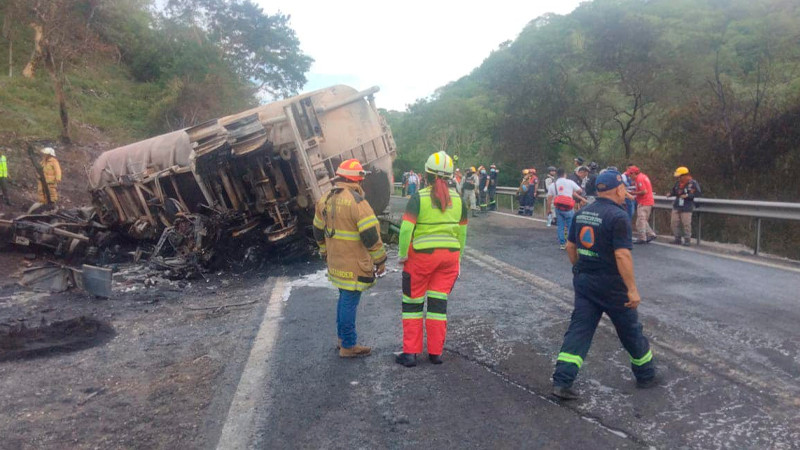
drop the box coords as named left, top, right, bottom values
left=41, top=147, right=56, bottom=157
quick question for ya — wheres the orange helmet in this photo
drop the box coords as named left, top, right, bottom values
left=336, top=159, right=368, bottom=182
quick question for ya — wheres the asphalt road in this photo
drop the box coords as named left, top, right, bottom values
left=217, top=197, right=800, bottom=449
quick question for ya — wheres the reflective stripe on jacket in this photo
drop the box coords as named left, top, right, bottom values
left=398, top=186, right=468, bottom=260
left=313, top=181, right=387, bottom=292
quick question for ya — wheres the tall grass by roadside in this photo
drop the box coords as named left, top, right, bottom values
left=0, top=63, right=162, bottom=145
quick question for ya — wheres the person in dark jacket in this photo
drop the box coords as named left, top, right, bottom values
left=488, top=164, right=499, bottom=211
left=569, top=166, right=589, bottom=210
left=584, top=162, right=599, bottom=202
left=666, top=166, right=701, bottom=246
left=478, top=166, right=489, bottom=213
left=551, top=170, right=656, bottom=399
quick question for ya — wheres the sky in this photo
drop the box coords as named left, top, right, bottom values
left=256, top=0, right=585, bottom=112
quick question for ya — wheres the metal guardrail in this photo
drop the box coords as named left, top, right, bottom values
left=394, top=182, right=800, bottom=256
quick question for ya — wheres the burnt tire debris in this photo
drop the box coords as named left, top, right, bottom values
left=1, top=85, right=396, bottom=289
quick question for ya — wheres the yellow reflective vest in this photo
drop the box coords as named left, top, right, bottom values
left=398, top=186, right=468, bottom=259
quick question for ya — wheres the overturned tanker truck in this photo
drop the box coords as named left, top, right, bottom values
left=3, top=85, right=396, bottom=267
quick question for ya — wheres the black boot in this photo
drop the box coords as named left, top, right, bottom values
left=552, top=386, right=579, bottom=400
left=636, top=376, right=659, bottom=389
left=395, top=353, right=417, bottom=367
left=428, top=354, right=443, bottom=364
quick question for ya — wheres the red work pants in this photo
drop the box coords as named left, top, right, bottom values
left=401, top=248, right=460, bottom=355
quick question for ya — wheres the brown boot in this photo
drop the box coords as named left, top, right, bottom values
left=339, top=344, right=371, bottom=357
left=336, top=338, right=342, bottom=349
left=339, top=344, right=371, bottom=358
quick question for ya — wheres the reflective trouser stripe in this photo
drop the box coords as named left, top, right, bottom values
left=428, top=295, right=446, bottom=318
left=629, top=349, right=653, bottom=366
left=403, top=295, right=425, bottom=304
left=426, top=290, right=448, bottom=300
left=402, top=295, right=425, bottom=320
left=557, top=352, right=584, bottom=368
left=402, top=312, right=424, bottom=319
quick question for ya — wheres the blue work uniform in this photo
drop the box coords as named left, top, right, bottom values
left=488, top=169, right=498, bottom=211
left=478, top=172, right=489, bottom=212
left=552, top=197, right=655, bottom=388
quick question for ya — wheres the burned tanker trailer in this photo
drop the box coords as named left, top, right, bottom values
left=88, top=85, right=396, bottom=266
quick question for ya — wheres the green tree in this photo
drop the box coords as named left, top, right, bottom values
left=165, top=0, right=313, bottom=98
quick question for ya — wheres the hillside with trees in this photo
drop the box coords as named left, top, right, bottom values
left=0, top=0, right=312, bottom=144
left=388, top=0, right=800, bottom=204
left=0, top=0, right=312, bottom=210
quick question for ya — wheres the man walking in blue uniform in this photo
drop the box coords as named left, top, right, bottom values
left=552, top=169, right=656, bottom=400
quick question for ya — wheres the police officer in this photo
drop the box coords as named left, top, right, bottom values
left=552, top=170, right=656, bottom=400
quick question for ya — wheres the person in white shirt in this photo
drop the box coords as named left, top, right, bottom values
left=407, top=170, right=419, bottom=196
left=546, top=168, right=586, bottom=249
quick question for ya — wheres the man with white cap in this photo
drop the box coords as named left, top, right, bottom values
left=38, top=147, right=62, bottom=205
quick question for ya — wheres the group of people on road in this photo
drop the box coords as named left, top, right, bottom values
left=0, top=146, right=62, bottom=211
left=403, top=163, right=500, bottom=216
left=315, top=152, right=465, bottom=366
left=544, top=159, right=702, bottom=250
left=314, top=151, right=664, bottom=400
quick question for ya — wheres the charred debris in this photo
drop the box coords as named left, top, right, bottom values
left=0, top=85, right=397, bottom=292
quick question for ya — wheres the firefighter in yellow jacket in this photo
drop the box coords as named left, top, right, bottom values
left=313, top=159, right=387, bottom=358
left=38, top=147, right=62, bottom=204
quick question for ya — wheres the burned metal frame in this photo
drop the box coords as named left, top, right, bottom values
left=2, top=86, right=396, bottom=269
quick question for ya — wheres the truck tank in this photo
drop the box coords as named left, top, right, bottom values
left=87, top=85, right=396, bottom=263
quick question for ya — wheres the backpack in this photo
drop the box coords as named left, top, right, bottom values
left=553, top=179, right=575, bottom=211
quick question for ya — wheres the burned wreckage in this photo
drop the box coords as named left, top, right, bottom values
left=1, top=85, right=397, bottom=269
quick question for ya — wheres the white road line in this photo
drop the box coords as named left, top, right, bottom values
left=216, top=276, right=287, bottom=450
left=489, top=210, right=547, bottom=223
